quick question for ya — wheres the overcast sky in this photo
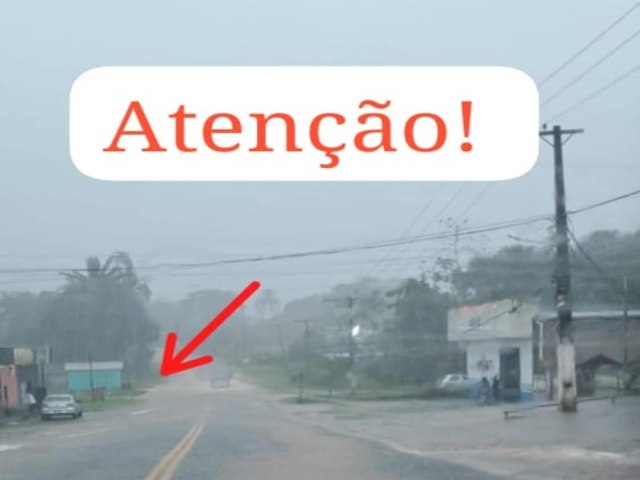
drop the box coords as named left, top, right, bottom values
left=1, top=0, right=639, bottom=301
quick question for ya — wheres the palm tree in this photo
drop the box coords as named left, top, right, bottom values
left=62, top=252, right=150, bottom=300
left=47, top=252, right=157, bottom=377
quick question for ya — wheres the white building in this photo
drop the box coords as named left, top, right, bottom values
left=447, top=299, right=537, bottom=401
left=448, top=300, right=640, bottom=402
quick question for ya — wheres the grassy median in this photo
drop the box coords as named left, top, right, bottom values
left=238, top=357, right=448, bottom=402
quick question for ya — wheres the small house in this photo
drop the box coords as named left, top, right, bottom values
left=0, top=365, right=19, bottom=410
left=0, top=346, right=42, bottom=410
left=64, top=361, right=124, bottom=392
left=447, top=300, right=537, bottom=401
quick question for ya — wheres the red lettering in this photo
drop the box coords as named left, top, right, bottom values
left=203, top=114, right=242, bottom=152
left=169, top=105, right=197, bottom=152
left=404, top=113, right=447, bottom=152
left=309, top=113, right=345, bottom=169
left=103, top=101, right=166, bottom=152
left=249, top=113, right=302, bottom=152
left=354, top=101, right=396, bottom=152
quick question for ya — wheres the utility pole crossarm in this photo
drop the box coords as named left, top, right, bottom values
left=539, top=128, right=585, bottom=136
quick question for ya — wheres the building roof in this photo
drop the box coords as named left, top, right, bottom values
left=576, top=354, right=621, bottom=370
left=447, top=300, right=538, bottom=342
left=64, top=361, right=124, bottom=372
left=536, top=310, right=640, bottom=322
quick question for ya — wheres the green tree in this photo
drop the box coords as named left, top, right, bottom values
left=570, top=230, right=640, bottom=308
left=42, top=252, right=158, bottom=380
left=459, top=245, right=553, bottom=306
left=379, top=276, right=456, bottom=384
left=0, top=291, right=53, bottom=346
left=457, top=230, right=640, bottom=310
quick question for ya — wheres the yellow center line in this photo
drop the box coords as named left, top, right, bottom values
left=158, top=424, right=203, bottom=480
left=144, top=423, right=204, bottom=480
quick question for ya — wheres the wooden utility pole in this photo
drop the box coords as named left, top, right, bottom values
left=88, top=351, right=95, bottom=401
left=540, top=125, right=583, bottom=412
left=346, top=296, right=356, bottom=366
left=623, top=276, right=629, bottom=390
left=325, top=296, right=357, bottom=366
left=275, top=322, right=286, bottom=360
left=294, top=319, right=310, bottom=402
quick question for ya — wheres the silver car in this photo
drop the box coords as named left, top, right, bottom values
left=41, top=394, right=83, bottom=420
left=436, top=374, right=471, bottom=394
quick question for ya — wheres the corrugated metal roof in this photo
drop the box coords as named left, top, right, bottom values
left=536, top=310, right=640, bottom=322
left=64, top=361, right=124, bottom=371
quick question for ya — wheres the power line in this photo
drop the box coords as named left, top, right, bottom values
left=414, top=184, right=467, bottom=256
left=463, top=304, right=519, bottom=333
left=371, top=184, right=465, bottom=277
left=542, top=27, right=640, bottom=106
left=424, top=184, right=467, bottom=232
left=568, top=225, right=619, bottom=287
left=165, top=187, right=640, bottom=272
left=176, top=216, right=552, bottom=268
left=398, top=185, right=447, bottom=237
left=539, top=1, right=640, bottom=87
left=546, top=62, right=640, bottom=122
left=0, top=215, right=553, bottom=275
left=568, top=223, right=640, bottom=300
left=145, top=251, right=455, bottom=279
left=0, top=188, right=639, bottom=277
left=368, top=184, right=444, bottom=276
left=454, top=183, right=494, bottom=223
left=568, top=187, right=640, bottom=215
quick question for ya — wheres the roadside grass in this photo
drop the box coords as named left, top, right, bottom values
left=74, top=376, right=164, bottom=412
left=345, top=384, right=443, bottom=401
left=75, top=390, right=143, bottom=412
left=132, top=374, right=167, bottom=392
left=238, top=359, right=457, bottom=403
left=239, top=360, right=294, bottom=393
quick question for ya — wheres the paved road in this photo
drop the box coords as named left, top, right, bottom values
left=287, top=391, right=640, bottom=480
left=0, top=376, right=499, bottom=480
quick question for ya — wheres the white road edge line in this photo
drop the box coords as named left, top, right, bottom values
left=0, top=444, right=23, bottom=453
left=130, top=409, right=152, bottom=416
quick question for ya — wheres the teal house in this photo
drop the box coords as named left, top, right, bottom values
left=64, top=361, right=124, bottom=391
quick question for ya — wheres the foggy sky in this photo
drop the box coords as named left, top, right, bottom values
left=1, top=0, right=639, bottom=301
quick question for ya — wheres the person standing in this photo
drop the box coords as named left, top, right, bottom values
left=27, top=392, right=37, bottom=415
left=492, top=376, right=501, bottom=403
left=480, top=377, right=491, bottom=405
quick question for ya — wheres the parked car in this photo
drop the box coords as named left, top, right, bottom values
left=41, top=394, right=83, bottom=420
left=436, top=374, right=470, bottom=394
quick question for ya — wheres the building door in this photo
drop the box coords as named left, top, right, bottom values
left=500, top=347, right=521, bottom=401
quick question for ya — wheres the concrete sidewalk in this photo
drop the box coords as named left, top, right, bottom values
left=282, top=395, right=640, bottom=480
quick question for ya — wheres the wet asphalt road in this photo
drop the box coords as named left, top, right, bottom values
left=0, top=377, right=500, bottom=480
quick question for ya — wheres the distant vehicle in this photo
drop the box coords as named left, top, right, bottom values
left=41, top=394, right=83, bottom=420
left=210, top=365, right=231, bottom=389
left=436, top=374, right=470, bottom=393
left=210, top=377, right=231, bottom=388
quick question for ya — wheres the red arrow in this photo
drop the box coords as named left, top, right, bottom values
left=159, top=281, right=261, bottom=376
